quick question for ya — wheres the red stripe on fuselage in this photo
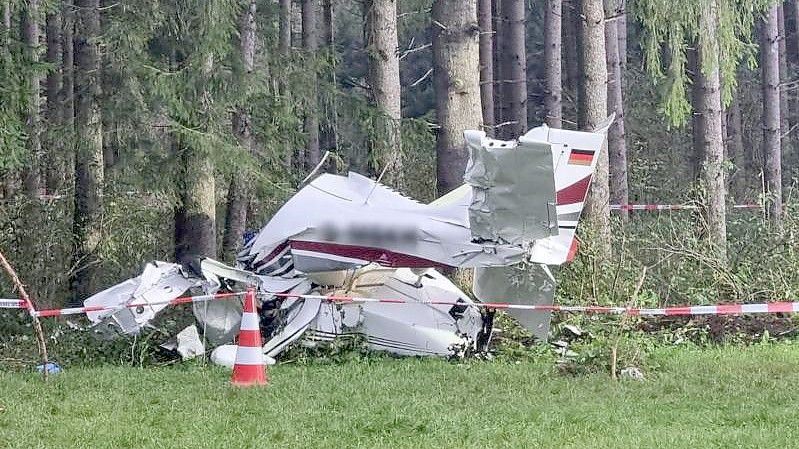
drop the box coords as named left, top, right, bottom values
left=289, top=240, right=449, bottom=269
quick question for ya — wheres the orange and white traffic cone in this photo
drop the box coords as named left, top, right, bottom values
left=231, top=288, right=268, bottom=386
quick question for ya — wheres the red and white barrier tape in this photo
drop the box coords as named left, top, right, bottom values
left=273, top=293, right=799, bottom=316
left=0, top=299, right=27, bottom=309
left=611, top=204, right=760, bottom=211
left=0, top=292, right=245, bottom=317
left=5, top=290, right=799, bottom=318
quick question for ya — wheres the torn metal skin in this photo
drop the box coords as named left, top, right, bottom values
left=83, top=120, right=611, bottom=363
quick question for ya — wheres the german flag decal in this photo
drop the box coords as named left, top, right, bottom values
left=568, top=149, right=594, bottom=166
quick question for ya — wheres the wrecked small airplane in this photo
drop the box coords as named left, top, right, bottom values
left=84, top=118, right=611, bottom=365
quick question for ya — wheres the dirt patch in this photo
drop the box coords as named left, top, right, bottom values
left=638, top=314, right=798, bottom=343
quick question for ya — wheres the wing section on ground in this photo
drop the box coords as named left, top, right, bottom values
left=473, top=264, right=556, bottom=341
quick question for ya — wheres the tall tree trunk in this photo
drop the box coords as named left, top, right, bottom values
left=320, top=0, right=338, bottom=158
left=2, top=1, right=9, bottom=36
left=688, top=46, right=705, bottom=180
left=478, top=0, right=494, bottom=134
left=432, top=0, right=482, bottom=195
left=699, top=0, right=728, bottom=260
left=322, top=0, right=333, bottom=48
left=578, top=0, right=611, bottom=258
left=563, top=0, right=580, bottom=103
left=174, top=143, right=216, bottom=264
left=279, top=0, right=292, bottom=169
left=60, top=0, right=75, bottom=194
left=778, top=5, right=791, bottom=155
left=222, top=0, right=256, bottom=262
left=762, top=5, right=783, bottom=228
left=794, top=0, right=799, bottom=53
left=727, top=88, right=746, bottom=198
left=617, top=0, right=626, bottom=89
left=21, top=0, right=41, bottom=197
left=364, top=0, right=402, bottom=186
left=71, top=0, right=104, bottom=301
left=497, top=0, right=526, bottom=139
left=491, top=0, right=502, bottom=126
left=45, top=10, right=62, bottom=193
left=544, top=0, right=562, bottom=128
left=605, top=9, right=627, bottom=220
left=302, top=0, right=320, bottom=170
left=279, top=0, right=291, bottom=55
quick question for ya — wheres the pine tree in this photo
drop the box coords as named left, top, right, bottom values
left=222, top=0, right=256, bottom=262
left=72, top=0, right=105, bottom=300
left=45, top=9, right=62, bottom=193
left=497, top=0, right=526, bottom=139
left=697, top=0, right=728, bottom=262
left=579, top=0, right=611, bottom=259
left=301, top=0, right=321, bottom=170
left=478, top=0, right=494, bottom=134
left=432, top=0, right=482, bottom=195
left=21, top=0, right=41, bottom=197
left=544, top=0, right=562, bottom=128
left=605, top=0, right=628, bottom=219
left=762, top=4, right=782, bottom=228
left=364, top=0, right=402, bottom=186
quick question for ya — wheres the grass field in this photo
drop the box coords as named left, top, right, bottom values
left=1, top=344, right=798, bottom=448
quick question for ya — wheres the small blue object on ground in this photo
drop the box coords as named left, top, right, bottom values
left=36, top=363, right=61, bottom=374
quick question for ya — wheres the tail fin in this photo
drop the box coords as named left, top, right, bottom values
left=463, top=129, right=558, bottom=246
left=526, top=116, right=613, bottom=265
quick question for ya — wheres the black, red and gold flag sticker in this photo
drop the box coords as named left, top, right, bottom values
left=568, top=149, right=594, bottom=166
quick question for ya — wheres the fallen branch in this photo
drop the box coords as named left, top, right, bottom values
left=0, top=247, right=49, bottom=381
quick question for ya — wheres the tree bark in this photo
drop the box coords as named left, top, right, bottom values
left=688, top=46, right=705, bottom=180
left=322, top=0, right=334, bottom=48
left=778, top=5, right=790, bottom=143
left=21, top=0, right=41, bottom=197
left=279, top=0, right=291, bottom=55
left=544, top=0, right=562, bottom=128
left=45, top=10, right=63, bottom=193
left=174, top=143, right=217, bottom=264
left=578, top=0, right=610, bottom=258
left=726, top=88, right=746, bottom=198
left=762, top=5, right=782, bottom=228
left=302, top=0, right=320, bottom=170
left=605, top=10, right=627, bottom=220
left=364, top=0, right=402, bottom=186
left=497, top=0, right=526, bottom=139
left=698, top=0, right=728, bottom=261
left=491, top=0, right=502, bottom=126
left=2, top=1, right=9, bottom=37
left=222, top=0, right=256, bottom=263
left=60, top=0, right=75, bottom=194
left=617, top=0, right=626, bottom=90
left=563, top=0, right=580, bottom=102
left=320, top=0, right=338, bottom=157
left=432, top=0, right=482, bottom=195
left=71, top=0, right=104, bottom=300
left=478, top=0, right=494, bottom=134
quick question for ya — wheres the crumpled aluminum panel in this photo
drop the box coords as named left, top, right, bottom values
left=473, top=264, right=556, bottom=341
left=464, top=130, right=557, bottom=246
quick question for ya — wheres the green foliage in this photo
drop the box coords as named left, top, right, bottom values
left=0, top=21, right=29, bottom=172
left=634, top=0, right=773, bottom=127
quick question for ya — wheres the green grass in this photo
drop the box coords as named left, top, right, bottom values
left=1, top=345, right=799, bottom=448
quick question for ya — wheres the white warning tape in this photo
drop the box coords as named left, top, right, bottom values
left=272, top=293, right=799, bottom=316
left=611, top=204, right=760, bottom=211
